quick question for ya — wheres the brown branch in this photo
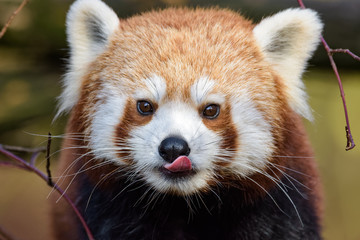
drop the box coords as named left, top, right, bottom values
left=297, top=0, right=357, bottom=150
left=0, top=145, right=95, bottom=240
left=329, top=48, right=360, bottom=61
left=0, top=0, right=29, bottom=39
left=30, top=151, right=41, bottom=166
left=0, top=144, right=46, bottom=154
left=46, top=133, right=53, bottom=186
left=320, top=36, right=357, bottom=150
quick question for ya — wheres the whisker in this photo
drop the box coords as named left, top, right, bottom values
left=213, top=156, right=303, bottom=225
left=244, top=175, right=289, bottom=217
left=271, top=163, right=310, bottom=177
left=273, top=155, right=315, bottom=159
left=268, top=162, right=310, bottom=194
left=86, top=167, right=121, bottom=211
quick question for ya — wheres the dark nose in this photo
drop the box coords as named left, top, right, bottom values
left=158, top=136, right=190, bottom=163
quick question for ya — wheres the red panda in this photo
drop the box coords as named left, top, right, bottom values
left=51, top=0, right=324, bottom=239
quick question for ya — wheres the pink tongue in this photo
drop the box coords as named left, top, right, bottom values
left=164, top=156, right=192, bottom=172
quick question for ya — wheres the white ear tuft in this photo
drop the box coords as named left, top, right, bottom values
left=253, top=8, right=323, bottom=120
left=56, top=0, right=119, bottom=118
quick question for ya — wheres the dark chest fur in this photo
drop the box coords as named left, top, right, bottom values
left=76, top=172, right=321, bottom=240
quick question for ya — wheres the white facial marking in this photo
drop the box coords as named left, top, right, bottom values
left=90, top=83, right=127, bottom=162
left=229, top=91, right=274, bottom=176
left=191, top=76, right=226, bottom=105
left=133, top=74, right=167, bottom=102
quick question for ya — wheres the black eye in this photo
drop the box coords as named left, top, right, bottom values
left=202, top=104, right=220, bottom=119
left=137, top=100, right=154, bottom=115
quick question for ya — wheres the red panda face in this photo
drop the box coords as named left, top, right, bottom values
left=79, top=24, right=277, bottom=195
left=59, top=0, right=322, bottom=196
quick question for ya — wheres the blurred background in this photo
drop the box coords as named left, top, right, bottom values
left=0, top=0, right=359, bottom=239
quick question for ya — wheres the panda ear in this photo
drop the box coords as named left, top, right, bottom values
left=56, top=0, right=119, bottom=118
left=253, top=8, right=323, bottom=120
left=67, top=0, right=119, bottom=64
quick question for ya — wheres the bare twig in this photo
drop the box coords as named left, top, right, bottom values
left=297, top=0, right=358, bottom=150
left=30, top=151, right=41, bottom=166
left=0, top=145, right=95, bottom=240
left=320, top=36, right=356, bottom=150
left=46, top=133, right=53, bottom=187
left=0, top=144, right=46, bottom=153
left=297, top=0, right=306, bottom=8
left=330, top=48, right=360, bottom=61
left=0, top=0, right=29, bottom=39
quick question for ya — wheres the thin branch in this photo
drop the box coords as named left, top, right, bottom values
left=297, top=0, right=358, bottom=150
left=46, top=133, right=53, bottom=186
left=0, top=145, right=95, bottom=240
left=0, top=144, right=46, bottom=154
left=329, top=48, right=360, bottom=61
left=297, top=0, right=305, bottom=8
left=320, top=36, right=356, bottom=150
left=0, top=0, right=29, bottom=39
left=30, top=151, right=41, bottom=166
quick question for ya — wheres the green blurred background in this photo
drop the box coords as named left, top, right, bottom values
left=0, top=0, right=359, bottom=239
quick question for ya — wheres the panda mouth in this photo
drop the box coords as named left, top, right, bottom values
left=159, top=156, right=196, bottom=179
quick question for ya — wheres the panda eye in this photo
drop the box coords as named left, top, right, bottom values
left=202, top=104, right=220, bottom=119
left=137, top=100, right=154, bottom=115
